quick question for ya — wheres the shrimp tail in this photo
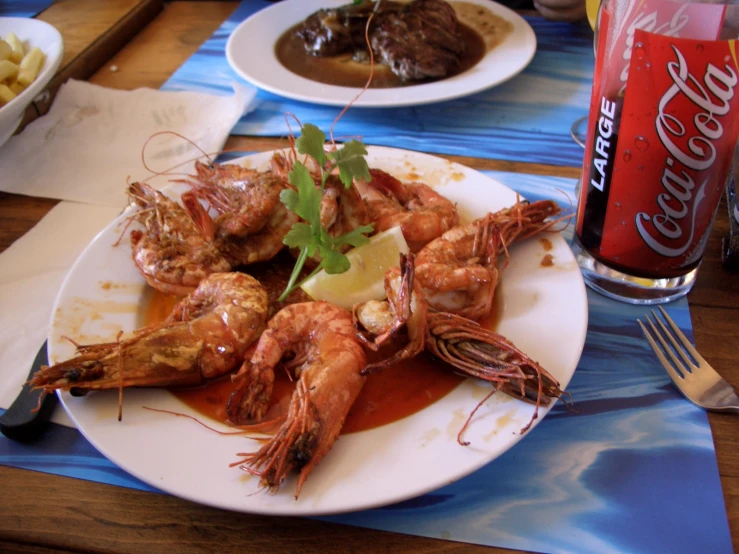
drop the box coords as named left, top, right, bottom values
left=226, top=327, right=285, bottom=424
left=226, top=363, right=275, bottom=424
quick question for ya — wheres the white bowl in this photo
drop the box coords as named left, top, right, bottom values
left=0, top=17, right=64, bottom=149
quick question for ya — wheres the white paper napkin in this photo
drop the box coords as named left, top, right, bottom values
left=0, top=79, right=254, bottom=208
left=0, top=202, right=120, bottom=427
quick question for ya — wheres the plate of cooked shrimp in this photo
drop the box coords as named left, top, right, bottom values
left=39, top=146, right=587, bottom=515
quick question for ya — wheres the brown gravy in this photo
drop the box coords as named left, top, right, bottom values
left=145, top=258, right=503, bottom=434
left=275, top=9, right=489, bottom=88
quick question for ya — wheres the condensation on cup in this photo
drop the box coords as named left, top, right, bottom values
left=572, top=0, right=739, bottom=304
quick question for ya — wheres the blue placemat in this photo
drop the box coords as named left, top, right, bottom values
left=162, top=1, right=594, bottom=167
left=0, top=170, right=732, bottom=554
left=0, top=1, right=56, bottom=18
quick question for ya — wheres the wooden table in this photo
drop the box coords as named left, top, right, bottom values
left=19, top=0, right=163, bottom=130
left=1, top=2, right=737, bottom=553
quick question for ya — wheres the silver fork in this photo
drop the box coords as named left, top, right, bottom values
left=638, top=306, right=739, bottom=413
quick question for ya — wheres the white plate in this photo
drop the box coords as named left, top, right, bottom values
left=49, top=146, right=587, bottom=516
left=225, top=0, right=536, bottom=108
left=0, top=18, right=64, bottom=149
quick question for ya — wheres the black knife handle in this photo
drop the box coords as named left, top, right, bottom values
left=0, top=341, right=58, bottom=442
left=723, top=174, right=739, bottom=270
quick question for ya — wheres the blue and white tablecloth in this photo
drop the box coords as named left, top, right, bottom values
left=0, top=1, right=56, bottom=18
left=0, top=1, right=731, bottom=551
left=162, top=0, right=594, bottom=167
left=0, top=169, right=732, bottom=554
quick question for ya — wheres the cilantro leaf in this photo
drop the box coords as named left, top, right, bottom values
left=319, top=248, right=351, bottom=274
left=327, top=140, right=371, bottom=187
left=284, top=161, right=321, bottom=225
left=295, top=124, right=327, bottom=168
left=333, top=224, right=374, bottom=249
left=278, top=126, right=375, bottom=302
left=282, top=223, right=313, bottom=249
left=279, top=188, right=299, bottom=212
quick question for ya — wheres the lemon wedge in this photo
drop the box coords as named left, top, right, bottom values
left=300, top=226, right=410, bottom=310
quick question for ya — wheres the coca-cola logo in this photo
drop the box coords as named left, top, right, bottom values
left=636, top=44, right=737, bottom=257
left=619, top=4, right=690, bottom=91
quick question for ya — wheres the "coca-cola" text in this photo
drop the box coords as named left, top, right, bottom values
left=635, top=44, right=737, bottom=257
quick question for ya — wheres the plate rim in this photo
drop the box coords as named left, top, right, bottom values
left=224, top=0, right=537, bottom=108
left=48, top=145, right=588, bottom=516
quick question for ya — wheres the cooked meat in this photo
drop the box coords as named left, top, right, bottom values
left=370, top=0, right=465, bottom=80
left=295, top=1, right=401, bottom=57
left=294, top=0, right=465, bottom=81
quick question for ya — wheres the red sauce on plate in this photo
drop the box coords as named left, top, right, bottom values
left=145, top=266, right=502, bottom=434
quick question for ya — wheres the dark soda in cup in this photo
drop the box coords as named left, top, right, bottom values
left=573, top=0, right=739, bottom=303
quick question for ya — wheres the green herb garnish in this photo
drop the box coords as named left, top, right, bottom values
left=278, top=124, right=374, bottom=301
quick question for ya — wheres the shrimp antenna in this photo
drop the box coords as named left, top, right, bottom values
left=143, top=406, right=283, bottom=437
left=116, top=330, right=124, bottom=421
left=140, top=130, right=215, bottom=178
left=329, top=10, right=376, bottom=145
left=283, top=112, right=303, bottom=168
left=549, top=187, right=576, bottom=233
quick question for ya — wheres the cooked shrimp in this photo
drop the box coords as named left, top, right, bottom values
left=30, top=272, right=269, bottom=392
left=270, top=150, right=299, bottom=179
left=355, top=168, right=459, bottom=252
left=354, top=253, right=427, bottom=374
left=227, top=302, right=366, bottom=497
left=183, top=161, right=285, bottom=238
left=218, top=200, right=298, bottom=266
left=415, top=213, right=502, bottom=321
left=127, top=182, right=231, bottom=296
left=320, top=175, right=370, bottom=240
left=415, top=199, right=563, bottom=321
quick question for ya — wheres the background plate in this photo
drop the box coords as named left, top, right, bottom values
left=225, top=0, right=537, bottom=108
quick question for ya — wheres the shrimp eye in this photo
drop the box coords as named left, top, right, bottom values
left=69, top=387, right=89, bottom=397
left=65, top=368, right=83, bottom=382
left=291, top=433, right=316, bottom=469
left=294, top=450, right=312, bottom=468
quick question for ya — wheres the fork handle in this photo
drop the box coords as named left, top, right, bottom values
left=709, top=405, right=739, bottom=414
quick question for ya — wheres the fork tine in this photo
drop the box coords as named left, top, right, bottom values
left=657, top=306, right=707, bottom=367
left=644, top=313, right=691, bottom=378
left=651, top=309, right=698, bottom=374
left=638, top=318, right=687, bottom=385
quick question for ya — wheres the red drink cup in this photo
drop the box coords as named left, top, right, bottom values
left=573, top=0, right=739, bottom=304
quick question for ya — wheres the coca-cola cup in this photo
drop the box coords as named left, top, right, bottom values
left=572, top=0, right=739, bottom=304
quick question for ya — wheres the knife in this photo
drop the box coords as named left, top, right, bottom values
left=0, top=341, right=58, bottom=442
left=723, top=174, right=739, bottom=270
